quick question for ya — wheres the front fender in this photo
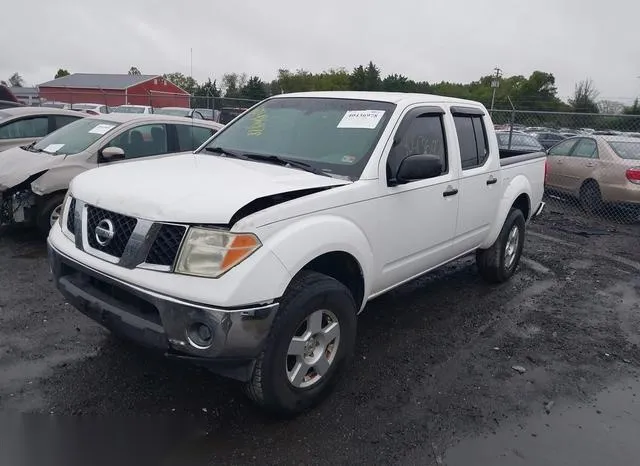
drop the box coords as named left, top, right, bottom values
left=261, top=215, right=374, bottom=307
left=479, top=174, right=532, bottom=249
left=31, top=165, right=89, bottom=196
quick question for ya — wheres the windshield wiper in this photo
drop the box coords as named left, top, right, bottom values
left=243, top=154, right=332, bottom=178
left=204, top=146, right=251, bottom=161
left=205, top=147, right=332, bottom=178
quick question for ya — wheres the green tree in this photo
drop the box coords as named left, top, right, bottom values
left=623, top=98, right=640, bottom=115
left=221, top=73, right=247, bottom=98
left=8, top=72, right=24, bottom=87
left=128, top=66, right=141, bottom=76
left=569, top=79, right=599, bottom=113
left=55, top=68, right=70, bottom=79
left=364, top=61, right=381, bottom=90
left=163, top=72, right=197, bottom=94
left=240, top=76, right=268, bottom=101
left=192, top=78, right=220, bottom=108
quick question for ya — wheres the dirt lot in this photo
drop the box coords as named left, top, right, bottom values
left=1, top=203, right=639, bottom=466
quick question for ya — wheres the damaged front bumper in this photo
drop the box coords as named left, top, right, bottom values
left=48, top=242, right=279, bottom=382
left=0, top=189, right=36, bottom=226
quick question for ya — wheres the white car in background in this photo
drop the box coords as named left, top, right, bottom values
left=110, top=105, right=154, bottom=114
left=71, top=103, right=109, bottom=115
left=0, top=114, right=223, bottom=233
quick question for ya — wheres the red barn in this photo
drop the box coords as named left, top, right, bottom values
left=38, top=73, right=190, bottom=108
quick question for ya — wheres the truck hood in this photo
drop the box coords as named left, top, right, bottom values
left=0, top=146, right=64, bottom=191
left=71, top=153, right=351, bottom=224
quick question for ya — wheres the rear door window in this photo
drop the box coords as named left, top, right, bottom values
left=53, top=115, right=82, bottom=130
left=174, top=124, right=217, bottom=151
left=454, top=115, right=489, bottom=169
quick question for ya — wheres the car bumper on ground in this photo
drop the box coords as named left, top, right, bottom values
left=48, top=242, right=279, bottom=381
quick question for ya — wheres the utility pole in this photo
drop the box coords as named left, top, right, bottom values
left=490, top=66, right=502, bottom=112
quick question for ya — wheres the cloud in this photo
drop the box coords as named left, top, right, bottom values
left=2, top=0, right=639, bottom=103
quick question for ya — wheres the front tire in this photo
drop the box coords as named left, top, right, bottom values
left=244, top=271, right=357, bottom=416
left=476, top=208, right=526, bottom=283
left=36, top=193, right=66, bottom=236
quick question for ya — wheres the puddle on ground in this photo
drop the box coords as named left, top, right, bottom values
left=444, top=377, right=640, bottom=466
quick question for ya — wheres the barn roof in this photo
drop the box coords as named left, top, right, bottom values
left=38, top=73, right=160, bottom=89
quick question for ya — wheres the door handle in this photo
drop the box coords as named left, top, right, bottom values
left=443, top=187, right=458, bottom=197
left=585, top=163, right=595, bottom=168
left=486, top=176, right=498, bottom=185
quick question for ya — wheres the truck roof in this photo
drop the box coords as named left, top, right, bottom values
left=272, top=91, right=483, bottom=107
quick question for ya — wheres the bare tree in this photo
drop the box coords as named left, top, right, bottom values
left=569, top=78, right=599, bottom=113
left=597, top=100, right=625, bottom=115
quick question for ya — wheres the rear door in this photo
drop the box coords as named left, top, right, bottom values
left=546, top=138, right=579, bottom=191
left=452, top=107, right=501, bottom=254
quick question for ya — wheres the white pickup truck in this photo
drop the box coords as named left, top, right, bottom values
left=47, top=91, right=545, bottom=415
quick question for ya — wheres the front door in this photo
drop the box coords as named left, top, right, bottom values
left=372, top=106, right=460, bottom=293
left=559, top=137, right=599, bottom=193
left=546, top=138, right=579, bottom=192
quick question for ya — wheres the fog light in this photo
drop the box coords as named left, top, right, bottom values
left=187, top=322, right=213, bottom=349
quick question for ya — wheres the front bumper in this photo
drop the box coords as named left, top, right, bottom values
left=48, top=242, right=279, bottom=381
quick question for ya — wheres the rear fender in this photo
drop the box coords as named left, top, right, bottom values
left=479, top=174, right=532, bottom=249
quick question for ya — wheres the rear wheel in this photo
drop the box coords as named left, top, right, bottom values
left=579, top=181, right=603, bottom=214
left=476, top=208, right=526, bottom=283
left=244, top=271, right=357, bottom=416
left=36, top=193, right=66, bottom=236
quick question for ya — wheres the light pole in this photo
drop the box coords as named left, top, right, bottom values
left=490, top=66, right=502, bottom=112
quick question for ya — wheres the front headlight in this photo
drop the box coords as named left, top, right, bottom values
left=58, top=192, right=71, bottom=227
left=175, top=227, right=261, bottom=278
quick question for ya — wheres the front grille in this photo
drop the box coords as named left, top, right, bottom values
left=86, top=205, right=137, bottom=258
left=66, top=198, right=76, bottom=234
left=146, top=224, right=186, bottom=267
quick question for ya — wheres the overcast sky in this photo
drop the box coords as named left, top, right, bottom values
left=3, top=0, right=639, bottom=103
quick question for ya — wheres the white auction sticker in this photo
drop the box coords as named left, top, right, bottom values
left=43, top=143, right=65, bottom=153
left=89, top=124, right=116, bottom=135
left=337, top=110, right=385, bottom=129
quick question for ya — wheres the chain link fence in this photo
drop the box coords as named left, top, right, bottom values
left=492, top=109, right=640, bottom=227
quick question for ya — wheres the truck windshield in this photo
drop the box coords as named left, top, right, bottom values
left=32, top=118, right=120, bottom=155
left=202, top=97, right=395, bottom=179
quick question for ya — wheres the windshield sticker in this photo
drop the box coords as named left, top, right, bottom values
left=341, top=155, right=357, bottom=164
left=89, top=124, right=116, bottom=135
left=43, top=143, right=65, bottom=153
left=247, top=107, right=267, bottom=136
left=337, top=110, right=385, bottom=129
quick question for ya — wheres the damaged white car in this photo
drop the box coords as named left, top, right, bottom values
left=0, top=114, right=223, bottom=234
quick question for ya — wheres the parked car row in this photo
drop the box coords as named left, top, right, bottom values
left=0, top=113, right=223, bottom=232
left=38, top=101, right=217, bottom=120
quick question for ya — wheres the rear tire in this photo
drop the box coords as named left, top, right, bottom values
left=36, top=193, right=66, bottom=237
left=476, top=208, right=526, bottom=284
left=579, top=181, right=603, bottom=214
left=244, top=270, right=357, bottom=417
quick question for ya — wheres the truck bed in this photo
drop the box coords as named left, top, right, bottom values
left=499, top=149, right=546, bottom=166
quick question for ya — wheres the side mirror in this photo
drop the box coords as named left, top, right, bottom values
left=100, top=146, right=125, bottom=162
left=391, top=154, right=443, bottom=186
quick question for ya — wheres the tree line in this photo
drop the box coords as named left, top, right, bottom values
left=3, top=63, right=640, bottom=116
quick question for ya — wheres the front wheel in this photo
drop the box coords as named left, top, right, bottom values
left=476, top=208, right=526, bottom=283
left=36, top=193, right=66, bottom=236
left=244, top=271, right=357, bottom=416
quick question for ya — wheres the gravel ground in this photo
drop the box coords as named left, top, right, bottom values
left=1, top=208, right=639, bottom=466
